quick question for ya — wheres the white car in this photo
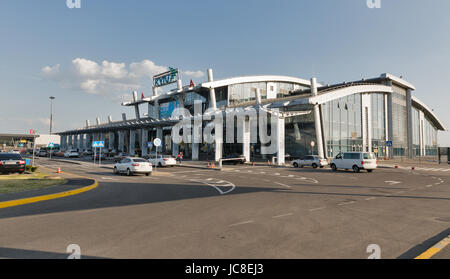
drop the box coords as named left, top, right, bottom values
left=330, top=152, right=377, bottom=173
left=64, top=150, right=80, bottom=158
left=114, top=157, right=153, bottom=176
left=147, top=155, right=177, bottom=167
left=292, top=155, right=328, bottom=168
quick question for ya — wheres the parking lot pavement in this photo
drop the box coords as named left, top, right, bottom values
left=0, top=158, right=448, bottom=259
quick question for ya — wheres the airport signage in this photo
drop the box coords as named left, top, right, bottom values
left=92, top=141, right=105, bottom=148
left=153, top=138, right=161, bottom=147
left=153, top=67, right=179, bottom=88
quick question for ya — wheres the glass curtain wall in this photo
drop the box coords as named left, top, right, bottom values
left=424, top=117, right=438, bottom=156
left=322, top=93, right=363, bottom=158
left=285, top=104, right=316, bottom=158
left=371, top=93, right=386, bottom=157
left=412, top=107, right=421, bottom=156
left=391, top=85, right=408, bottom=156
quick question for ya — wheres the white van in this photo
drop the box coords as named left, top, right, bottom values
left=330, top=152, right=377, bottom=173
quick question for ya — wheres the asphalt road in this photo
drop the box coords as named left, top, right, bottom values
left=0, top=158, right=448, bottom=259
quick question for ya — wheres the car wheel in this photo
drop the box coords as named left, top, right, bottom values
left=367, top=169, right=373, bottom=173
left=331, top=164, right=337, bottom=172
left=19, top=171, right=24, bottom=174
left=158, top=162, right=162, bottom=167
left=353, top=165, right=360, bottom=173
left=113, top=167, right=118, bottom=174
left=293, top=162, right=298, bottom=168
left=312, top=163, right=318, bottom=169
left=145, top=173, right=149, bottom=176
left=126, top=169, right=132, bottom=176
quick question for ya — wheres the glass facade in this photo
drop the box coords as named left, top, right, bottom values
left=322, top=93, right=363, bottom=158
left=371, top=93, right=386, bottom=157
left=424, top=116, right=438, bottom=156
left=285, top=104, right=316, bottom=158
left=412, top=107, right=421, bottom=156
left=391, top=85, right=408, bottom=156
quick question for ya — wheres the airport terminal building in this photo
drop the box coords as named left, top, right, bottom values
left=57, top=69, right=446, bottom=165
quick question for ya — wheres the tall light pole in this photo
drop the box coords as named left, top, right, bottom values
left=49, top=96, right=55, bottom=159
left=49, top=96, right=55, bottom=135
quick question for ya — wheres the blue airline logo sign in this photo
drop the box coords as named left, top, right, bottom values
left=153, top=67, right=179, bottom=87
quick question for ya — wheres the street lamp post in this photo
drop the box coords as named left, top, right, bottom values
left=49, top=96, right=55, bottom=159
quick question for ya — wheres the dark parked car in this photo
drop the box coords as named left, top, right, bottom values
left=222, top=154, right=246, bottom=165
left=0, top=153, right=26, bottom=174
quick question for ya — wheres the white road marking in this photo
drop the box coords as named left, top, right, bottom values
left=365, top=197, right=376, bottom=201
left=272, top=213, right=293, bottom=219
left=385, top=181, right=401, bottom=185
left=100, top=177, right=116, bottom=180
left=309, top=207, right=326, bottom=212
left=229, top=220, right=254, bottom=227
left=338, top=201, right=355, bottom=206
left=426, top=185, right=433, bottom=188
left=275, top=182, right=291, bottom=188
left=189, top=179, right=236, bottom=195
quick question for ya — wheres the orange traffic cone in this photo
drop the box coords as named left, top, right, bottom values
left=267, top=160, right=271, bottom=165
left=207, top=162, right=210, bottom=168
left=56, top=167, right=61, bottom=174
left=252, top=162, right=255, bottom=166
left=211, top=163, right=215, bottom=169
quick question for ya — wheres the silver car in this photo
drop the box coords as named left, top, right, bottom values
left=292, top=155, right=328, bottom=168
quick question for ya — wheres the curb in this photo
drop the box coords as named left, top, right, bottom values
left=415, top=235, right=450, bottom=259
left=0, top=167, right=98, bottom=209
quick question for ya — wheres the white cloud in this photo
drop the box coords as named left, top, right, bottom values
left=41, top=64, right=60, bottom=78
left=101, top=61, right=128, bottom=79
left=129, top=60, right=168, bottom=79
left=72, top=58, right=100, bottom=76
left=41, top=58, right=204, bottom=98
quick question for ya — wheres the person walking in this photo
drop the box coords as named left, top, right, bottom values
left=176, top=151, right=183, bottom=165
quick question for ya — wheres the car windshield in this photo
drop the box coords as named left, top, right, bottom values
left=0, top=153, right=22, bottom=160
left=363, top=153, right=376, bottom=159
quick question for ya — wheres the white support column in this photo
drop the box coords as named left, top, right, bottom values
left=68, top=135, right=73, bottom=149
left=276, top=116, right=285, bottom=165
left=73, top=135, right=79, bottom=151
left=141, top=129, right=148, bottom=157
left=208, top=69, right=217, bottom=110
left=109, top=132, right=115, bottom=151
left=118, top=131, right=124, bottom=152
left=361, top=93, right=372, bottom=153
left=419, top=111, right=425, bottom=156
left=61, top=135, right=66, bottom=151
left=215, top=116, right=223, bottom=162
left=129, top=130, right=136, bottom=156
left=311, top=77, right=325, bottom=159
left=384, top=94, right=389, bottom=158
left=79, top=134, right=84, bottom=152
left=242, top=117, right=251, bottom=162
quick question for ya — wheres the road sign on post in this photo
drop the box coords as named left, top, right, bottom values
left=386, top=141, right=393, bottom=147
left=153, top=138, right=161, bottom=172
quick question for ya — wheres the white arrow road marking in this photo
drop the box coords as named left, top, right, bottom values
left=275, top=182, right=291, bottom=188
left=189, top=178, right=236, bottom=195
left=100, top=177, right=116, bottom=180
left=385, top=181, right=402, bottom=185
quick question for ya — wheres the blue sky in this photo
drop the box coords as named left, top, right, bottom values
left=0, top=0, right=449, bottom=145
